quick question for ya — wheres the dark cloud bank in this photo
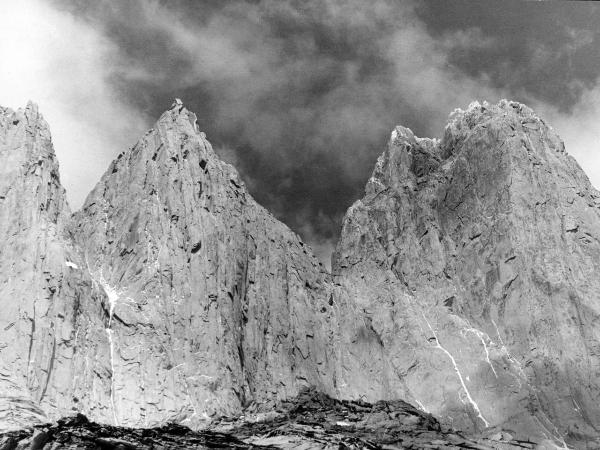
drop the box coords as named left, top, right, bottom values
left=51, top=0, right=600, bottom=265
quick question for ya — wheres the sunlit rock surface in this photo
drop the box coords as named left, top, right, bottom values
left=333, top=100, right=600, bottom=446
left=70, top=100, right=349, bottom=429
left=0, top=104, right=110, bottom=431
left=1, top=99, right=600, bottom=448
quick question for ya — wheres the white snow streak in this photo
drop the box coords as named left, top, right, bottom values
left=105, top=326, right=118, bottom=426
left=462, top=327, right=498, bottom=378
left=86, top=256, right=120, bottom=426
left=491, top=319, right=527, bottom=383
left=421, top=313, right=490, bottom=428
left=534, top=416, right=571, bottom=449
left=99, top=276, right=119, bottom=327
left=415, top=399, right=429, bottom=414
left=99, top=274, right=120, bottom=426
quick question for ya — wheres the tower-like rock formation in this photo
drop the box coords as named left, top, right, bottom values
left=333, top=100, right=600, bottom=445
left=70, top=100, right=359, bottom=428
left=0, top=103, right=110, bottom=431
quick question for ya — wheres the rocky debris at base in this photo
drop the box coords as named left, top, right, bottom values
left=0, top=390, right=537, bottom=449
left=213, top=389, right=539, bottom=449
left=0, top=414, right=265, bottom=449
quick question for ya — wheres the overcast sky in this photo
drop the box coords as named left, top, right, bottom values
left=1, top=0, right=600, bottom=266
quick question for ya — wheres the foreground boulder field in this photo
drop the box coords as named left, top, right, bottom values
left=0, top=99, right=599, bottom=448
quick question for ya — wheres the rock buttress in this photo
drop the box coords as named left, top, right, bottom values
left=333, top=100, right=600, bottom=447
left=0, top=103, right=110, bottom=431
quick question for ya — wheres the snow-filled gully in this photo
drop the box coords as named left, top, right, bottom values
left=86, top=257, right=120, bottom=426
left=421, top=312, right=490, bottom=428
left=98, top=275, right=120, bottom=426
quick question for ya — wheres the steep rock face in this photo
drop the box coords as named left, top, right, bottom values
left=3, top=98, right=600, bottom=448
left=0, top=100, right=393, bottom=432
left=70, top=100, right=387, bottom=428
left=333, top=100, right=600, bottom=446
left=0, top=104, right=110, bottom=431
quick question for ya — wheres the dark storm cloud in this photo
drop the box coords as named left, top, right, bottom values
left=417, top=0, right=600, bottom=112
left=49, top=0, right=600, bottom=266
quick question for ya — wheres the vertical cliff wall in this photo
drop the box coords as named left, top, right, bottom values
left=0, top=100, right=391, bottom=432
left=70, top=100, right=382, bottom=428
left=2, top=99, right=600, bottom=447
left=333, top=100, right=600, bottom=445
left=0, top=103, right=110, bottom=431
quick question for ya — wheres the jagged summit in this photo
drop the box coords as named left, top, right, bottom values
left=366, top=99, right=578, bottom=200
left=446, top=99, right=544, bottom=132
left=0, top=100, right=40, bottom=116
left=441, top=99, right=566, bottom=159
left=0, top=101, right=53, bottom=157
left=160, top=97, right=201, bottom=133
left=0, top=102, right=55, bottom=154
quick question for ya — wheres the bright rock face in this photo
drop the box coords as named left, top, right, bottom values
left=0, top=104, right=110, bottom=431
left=70, top=101, right=347, bottom=428
left=1, top=99, right=600, bottom=448
left=333, top=100, right=600, bottom=445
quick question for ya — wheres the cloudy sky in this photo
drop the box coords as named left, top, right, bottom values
left=1, top=0, right=599, bottom=265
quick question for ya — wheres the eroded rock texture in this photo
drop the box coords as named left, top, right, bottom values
left=333, top=100, right=600, bottom=446
left=0, top=104, right=110, bottom=431
left=2, top=99, right=600, bottom=448
left=70, top=100, right=349, bottom=429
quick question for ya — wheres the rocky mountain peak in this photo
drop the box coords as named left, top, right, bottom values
left=366, top=124, right=442, bottom=196
left=366, top=100, right=567, bottom=199
left=0, top=102, right=109, bottom=432
left=161, top=98, right=201, bottom=135
left=1, top=101, right=51, bottom=149
left=333, top=99, right=600, bottom=445
left=440, top=99, right=565, bottom=159
left=0, top=101, right=68, bottom=223
left=2, top=99, right=600, bottom=447
left=69, top=102, right=339, bottom=429
left=1, top=100, right=42, bottom=123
